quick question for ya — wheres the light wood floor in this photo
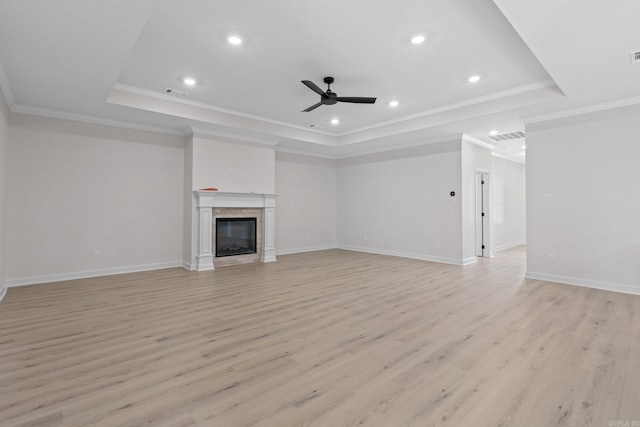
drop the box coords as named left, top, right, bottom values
left=1, top=248, right=639, bottom=426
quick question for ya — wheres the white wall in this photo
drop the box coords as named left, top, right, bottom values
left=6, top=114, right=184, bottom=284
left=337, top=141, right=463, bottom=264
left=461, top=139, right=492, bottom=261
left=191, top=134, right=275, bottom=193
left=0, top=88, right=9, bottom=299
left=492, top=156, right=526, bottom=251
left=275, top=152, right=336, bottom=254
left=526, top=104, right=640, bottom=294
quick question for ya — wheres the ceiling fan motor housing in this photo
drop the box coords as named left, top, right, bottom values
left=323, top=91, right=338, bottom=105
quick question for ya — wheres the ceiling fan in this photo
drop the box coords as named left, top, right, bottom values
left=301, top=77, right=376, bottom=112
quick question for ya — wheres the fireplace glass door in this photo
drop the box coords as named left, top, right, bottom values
left=216, top=218, right=257, bottom=257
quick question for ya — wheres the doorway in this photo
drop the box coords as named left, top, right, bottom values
left=475, top=171, right=490, bottom=257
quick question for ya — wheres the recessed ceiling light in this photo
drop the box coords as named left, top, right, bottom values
left=389, top=100, right=399, bottom=107
left=228, top=35, right=243, bottom=45
left=411, top=34, right=426, bottom=45
left=489, top=130, right=499, bottom=135
left=330, top=118, right=340, bottom=125
left=183, top=77, right=196, bottom=86
left=468, top=75, right=481, bottom=83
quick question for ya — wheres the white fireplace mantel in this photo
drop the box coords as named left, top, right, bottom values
left=193, top=191, right=278, bottom=271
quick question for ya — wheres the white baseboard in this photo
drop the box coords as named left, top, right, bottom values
left=525, top=271, right=640, bottom=296
left=494, top=241, right=526, bottom=252
left=182, top=261, right=195, bottom=271
left=276, top=244, right=337, bottom=256
left=337, top=244, right=464, bottom=266
left=0, top=284, right=6, bottom=302
left=6, top=261, right=184, bottom=288
left=462, top=257, right=478, bottom=266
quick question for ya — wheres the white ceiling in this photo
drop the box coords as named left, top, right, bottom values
left=1, top=0, right=639, bottom=161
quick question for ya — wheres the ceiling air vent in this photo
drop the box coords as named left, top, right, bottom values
left=489, top=130, right=525, bottom=142
left=164, top=88, right=189, bottom=97
left=631, top=50, right=640, bottom=64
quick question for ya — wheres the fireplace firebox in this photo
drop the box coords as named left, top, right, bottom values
left=215, top=217, right=257, bottom=257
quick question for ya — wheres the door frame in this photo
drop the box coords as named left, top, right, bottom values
left=475, top=169, right=492, bottom=257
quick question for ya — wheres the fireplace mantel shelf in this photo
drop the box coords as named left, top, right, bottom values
left=195, top=191, right=279, bottom=196
left=193, top=191, right=278, bottom=208
left=193, top=191, right=278, bottom=271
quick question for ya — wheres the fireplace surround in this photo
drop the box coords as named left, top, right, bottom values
left=193, top=191, right=277, bottom=271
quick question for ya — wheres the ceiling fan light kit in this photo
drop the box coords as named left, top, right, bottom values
left=301, top=76, right=377, bottom=112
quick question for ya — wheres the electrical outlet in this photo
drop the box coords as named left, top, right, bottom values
left=363, top=234, right=368, bottom=241
left=435, top=241, right=440, bottom=250
left=92, top=250, right=100, bottom=259
left=547, top=253, right=554, bottom=263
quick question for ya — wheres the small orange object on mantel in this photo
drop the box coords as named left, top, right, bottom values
left=200, top=187, right=218, bottom=191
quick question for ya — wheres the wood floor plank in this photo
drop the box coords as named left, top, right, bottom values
left=1, top=247, right=639, bottom=426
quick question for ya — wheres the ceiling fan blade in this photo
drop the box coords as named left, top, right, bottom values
left=336, top=97, right=377, bottom=104
left=301, top=80, right=326, bottom=96
left=302, top=102, right=323, bottom=112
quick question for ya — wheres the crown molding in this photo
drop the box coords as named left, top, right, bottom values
left=0, top=59, right=16, bottom=106
left=186, top=126, right=278, bottom=147
left=337, top=79, right=557, bottom=137
left=491, top=151, right=525, bottom=164
left=463, top=134, right=526, bottom=164
left=113, top=83, right=336, bottom=137
left=336, top=136, right=460, bottom=160
left=462, top=134, right=495, bottom=150
left=275, top=146, right=337, bottom=160
left=276, top=134, right=460, bottom=160
left=524, top=95, right=640, bottom=124
left=10, top=104, right=185, bottom=136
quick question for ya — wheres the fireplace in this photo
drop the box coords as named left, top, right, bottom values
left=192, top=191, right=277, bottom=271
left=216, top=217, right=257, bottom=257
